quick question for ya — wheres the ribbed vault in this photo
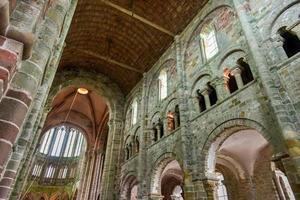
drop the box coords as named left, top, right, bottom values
left=59, top=0, right=208, bottom=93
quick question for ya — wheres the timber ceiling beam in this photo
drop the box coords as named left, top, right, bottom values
left=72, top=48, right=144, bottom=74
left=100, top=0, right=175, bottom=37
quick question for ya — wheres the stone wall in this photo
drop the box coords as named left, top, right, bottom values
left=120, top=0, right=300, bottom=199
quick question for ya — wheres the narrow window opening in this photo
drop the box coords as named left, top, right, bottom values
left=135, top=137, right=139, bottom=153
left=159, top=69, right=168, bottom=100
left=158, top=118, right=164, bottom=138
left=237, top=58, right=254, bottom=85
left=131, top=99, right=138, bottom=125
left=126, top=147, right=130, bottom=160
left=175, top=105, right=180, bottom=127
left=197, top=89, right=206, bottom=112
left=201, top=24, right=219, bottom=60
left=153, top=123, right=158, bottom=142
left=207, top=83, right=218, bottom=106
left=278, top=27, right=300, bottom=58
left=167, top=110, right=175, bottom=132
left=224, top=68, right=238, bottom=94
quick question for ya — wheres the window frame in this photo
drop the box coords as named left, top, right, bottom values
left=200, top=23, right=219, bottom=61
left=158, top=69, right=168, bottom=101
left=131, top=98, right=138, bottom=126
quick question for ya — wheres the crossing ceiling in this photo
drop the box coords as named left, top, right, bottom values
left=59, top=0, right=207, bottom=94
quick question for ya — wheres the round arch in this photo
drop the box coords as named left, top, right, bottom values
left=149, top=152, right=183, bottom=194
left=198, top=118, right=286, bottom=174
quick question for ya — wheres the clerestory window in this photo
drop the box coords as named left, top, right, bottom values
left=39, top=125, right=85, bottom=158
left=200, top=24, right=219, bottom=60
left=131, top=99, right=138, bottom=125
left=158, top=69, right=168, bottom=100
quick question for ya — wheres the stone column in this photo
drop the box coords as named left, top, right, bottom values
left=174, top=35, right=196, bottom=198
left=231, top=67, right=244, bottom=89
left=201, top=88, right=211, bottom=109
left=202, top=179, right=218, bottom=200
left=233, top=0, right=300, bottom=197
left=77, top=152, right=89, bottom=200
left=0, top=0, right=78, bottom=198
left=100, top=117, right=124, bottom=200
left=84, top=149, right=96, bottom=200
left=10, top=109, right=49, bottom=200
left=211, top=77, right=225, bottom=101
left=137, top=74, right=150, bottom=199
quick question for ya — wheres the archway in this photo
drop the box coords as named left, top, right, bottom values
left=206, top=129, right=295, bottom=199
left=22, top=85, right=111, bottom=200
left=120, top=174, right=138, bottom=200
left=151, top=158, right=184, bottom=200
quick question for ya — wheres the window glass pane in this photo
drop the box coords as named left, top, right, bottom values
left=75, top=133, right=81, bottom=156
left=54, top=128, right=66, bottom=156
left=201, top=25, right=218, bottom=60
left=50, top=127, right=65, bottom=156
left=132, top=99, right=138, bottom=125
left=63, top=130, right=74, bottom=157
left=40, top=129, right=54, bottom=154
left=159, top=70, right=167, bottom=100
left=68, top=130, right=78, bottom=157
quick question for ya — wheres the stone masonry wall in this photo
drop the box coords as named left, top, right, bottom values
left=121, top=0, right=300, bottom=199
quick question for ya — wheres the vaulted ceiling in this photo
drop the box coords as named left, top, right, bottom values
left=44, top=86, right=109, bottom=147
left=59, top=0, right=208, bottom=94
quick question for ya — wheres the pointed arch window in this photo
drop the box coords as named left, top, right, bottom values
left=158, top=69, right=168, bottom=100
left=200, top=24, right=219, bottom=60
left=131, top=99, right=138, bottom=125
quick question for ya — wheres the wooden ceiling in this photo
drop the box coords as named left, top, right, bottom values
left=59, top=0, right=208, bottom=94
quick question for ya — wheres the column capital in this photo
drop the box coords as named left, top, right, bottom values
left=231, top=67, right=242, bottom=76
left=200, top=87, right=210, bottom=96
left=211, top=77, right=224, bottom=86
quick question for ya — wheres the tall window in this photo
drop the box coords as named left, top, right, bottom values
left=158, top=69, right=168, bottom=100
left=201, top=24, right=219, bottom=60
left=131, top=99, right=138, bottom=125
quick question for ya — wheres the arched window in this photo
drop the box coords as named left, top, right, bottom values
left=237, top=58, right=254, bottom=85
left=175, top=105, right=180, bottom=128
left=158, top=69, right=168, bottom=100
left=167, top=110, right=175, bottom=132
left=196, top=90, right=206, bottom=112
left=224, top=68, right=238, bottom=94
left=200, top=24, right=219, bottom=60
left=216, top=172, right=228, bottom=200
left=278, top=27, right=300, bottom=58
left=131, top=99, right=138, bottom=125
left=39, top=125, right=85, bottom=158
left=135, top=137, right=140, bottom=153
left=152, top=123, right=158, bottom=142
left=158, top=118, right=164, bottom=138
left=207, top=83, right=218, bottom=106
left=125, top=146, right=130, bottom=160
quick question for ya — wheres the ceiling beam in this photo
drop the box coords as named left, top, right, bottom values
left=101, top=0, right=175, bottom=37
left=73, top=48, right=144, bottom=74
